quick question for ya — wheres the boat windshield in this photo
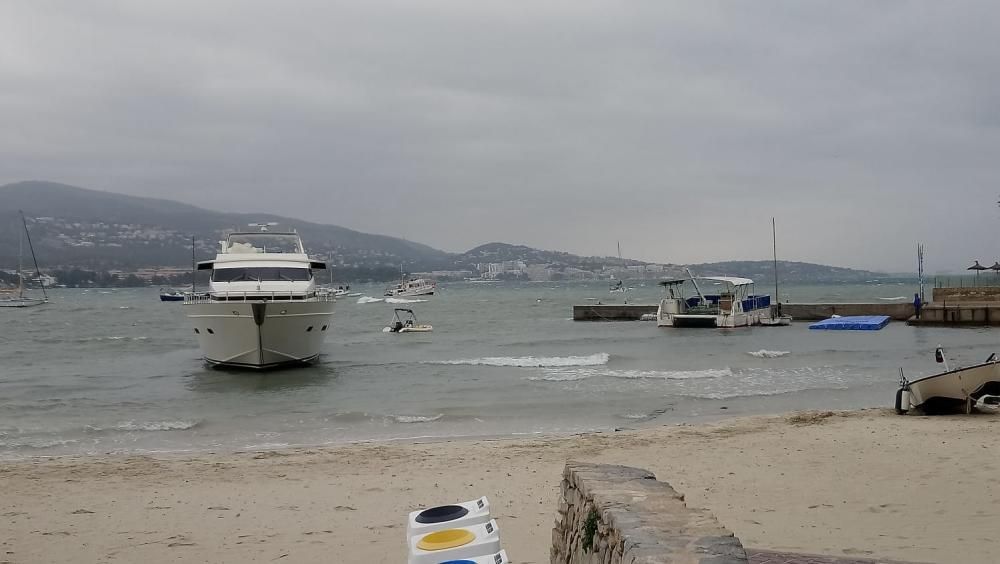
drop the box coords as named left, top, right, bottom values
left=212, top=267, right=313, bottom=282
left=226, top=233, right=303, bottom=254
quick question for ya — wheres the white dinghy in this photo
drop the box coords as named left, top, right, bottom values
left=384, top=308, right=433, bottom=333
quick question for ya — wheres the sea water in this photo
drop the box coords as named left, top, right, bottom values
left=1, top=281, right=996, bottom=458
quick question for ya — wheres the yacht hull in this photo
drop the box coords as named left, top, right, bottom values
left=385, top=289, right=435, bottom=298
left=185, top=300, right=335, bottom=369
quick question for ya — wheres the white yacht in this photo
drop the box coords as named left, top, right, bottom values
left=184, top=225, right=335, bottom=369
left=656, top=270, right=771, bottom=328
left=384, top=273, right=436, bottom=297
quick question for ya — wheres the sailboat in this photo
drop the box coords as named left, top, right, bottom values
left=759, top=218, right=791, bottom=326
left=609, top=242, right=632, bottom=297
left=1, top=212, right=49, bottom=308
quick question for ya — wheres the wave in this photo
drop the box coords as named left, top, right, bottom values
left=529, top=367, right=731, bottom=381
left=0, top=437, right=80, bottom=450
left=385, top=297, right=428, bottom=304
left=390, top=414, right=443, bottom=423
left=747, top=350, right=791, bottom=358
left=110, top=420, right=200, bottom=432
left=878, top=296, right=908, bottom=301
left=437, top=352, right=610, bottom=368
left=357, top=296, right=384, bottom=304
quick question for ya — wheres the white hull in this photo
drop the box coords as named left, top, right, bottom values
left=656, top=301, right=767, bottom=328
left=0, top=297, right=47, bottom=308
left=387, top=288, right=435, bottom=297
left=759, top=315, right=793, bottom=327
left=898, top=361, right=1000, bottom=412
left=186, top=300, right=335, bottom=369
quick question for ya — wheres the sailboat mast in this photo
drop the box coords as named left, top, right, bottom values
left=771, top=217, right=779, bottom=305
left=20, top=211, right=47, bottom=300
left=191, top=236, right=196, bottom=294
left=17, top=227, right=23, bottom=299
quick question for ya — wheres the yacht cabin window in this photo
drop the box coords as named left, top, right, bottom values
left=212, top=267, right=313, bottom=282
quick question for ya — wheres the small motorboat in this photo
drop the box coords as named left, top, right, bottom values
left=759, top=314, right=793, bottom=326
left=383, top=308, right=433, bottom=333
left=895, top=345, right=1000, bottom=414
left=159, top=288, right=186, bottom=301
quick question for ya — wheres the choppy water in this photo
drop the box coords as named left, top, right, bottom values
left=2, top=281, right=997, bottom=459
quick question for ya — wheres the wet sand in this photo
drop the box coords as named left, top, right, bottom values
left=4, top=409, right=998, bottom=563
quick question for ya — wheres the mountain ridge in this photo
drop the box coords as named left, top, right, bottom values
left=0, top=181, right=894, bottom=282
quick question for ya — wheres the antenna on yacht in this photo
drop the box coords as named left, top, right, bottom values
left=248, top=222, right=279, bottom=232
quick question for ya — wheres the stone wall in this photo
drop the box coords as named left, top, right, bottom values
left=932, top=287, right=1000, bottom=304
left=551, top=462, right=747, bottom=564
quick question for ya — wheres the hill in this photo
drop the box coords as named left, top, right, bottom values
left=0, top=181, right=894, bottom=283
left=686, top=260, right=895, bottom=284
left=0, top=181, right=450, bottom=275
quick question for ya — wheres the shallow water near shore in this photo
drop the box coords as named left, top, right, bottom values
left=1, top=281, right=996, bottom=458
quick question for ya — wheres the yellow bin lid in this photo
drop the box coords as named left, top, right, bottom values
left=417, top=528, right=475, bottom=551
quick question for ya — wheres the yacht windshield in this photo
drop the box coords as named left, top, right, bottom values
left=226, top=233, right=302, bottom=254
left=212, top=267, right=313, bottom=282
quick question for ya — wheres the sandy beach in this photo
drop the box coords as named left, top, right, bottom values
left=4, top=408, right=999, bottom=564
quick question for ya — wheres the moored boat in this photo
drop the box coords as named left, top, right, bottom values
left=656, top=269, right=770, bottom=328
left=159, top=288, right=186, bottom=301
left=383, top=308, right=433, bottom=333
left=184, top=225, right=335, bottom=369
left=1, top=212, right=48, bottom=308
left=385, top=270, right=436, bottom=297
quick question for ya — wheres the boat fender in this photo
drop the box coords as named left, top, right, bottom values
left=894, top=388, right=911, bottom=415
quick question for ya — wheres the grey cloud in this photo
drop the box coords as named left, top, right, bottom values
left=2, top=1, right=998, bottom=272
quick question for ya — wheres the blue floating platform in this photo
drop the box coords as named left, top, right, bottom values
left=808, top=315, right=891, bottom=331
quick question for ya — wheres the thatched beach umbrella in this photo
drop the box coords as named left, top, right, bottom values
left=968, top=260, right=988, bottom=285
left=990, top=262, right=1000, bottom=281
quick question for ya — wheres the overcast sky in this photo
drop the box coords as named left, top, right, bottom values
left=2, top=2, right=998, bottom=272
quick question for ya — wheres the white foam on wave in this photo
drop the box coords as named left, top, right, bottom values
left=878, top=296, right=908, bottom=301
left=112, top=420, right=200, bottom=432
left=385, top=297, right=428, bottom=304
left=357, top=296, right=384, bottom=304
left=391, top=414, right=443, bottom=423
left=438, top=352, right=610, bottom=368
left=747, top=350, right=791, bottom=358
left=529, top=367, right=731, bottom=381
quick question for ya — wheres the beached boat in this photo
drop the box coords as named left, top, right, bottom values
left=385, top=270, right=436, bottom=297
left=1, top=212, right=48, bottom=308
left=656, top=269, right=770, bottom=328
left=383, top=308, right=433, bottom=333
left=184, top=225, right=335, bottom=369
left=895, top=346, right=1000, bottom=414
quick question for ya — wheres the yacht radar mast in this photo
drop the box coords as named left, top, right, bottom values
left=248, top=222, right=279, bottom=232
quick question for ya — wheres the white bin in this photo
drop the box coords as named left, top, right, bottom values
left=407, top=519, right=501, bottom=564
left=407, top=497, right=491, bottom=537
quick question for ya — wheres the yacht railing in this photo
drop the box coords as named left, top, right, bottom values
left=184, top=290, right=336, bottom=304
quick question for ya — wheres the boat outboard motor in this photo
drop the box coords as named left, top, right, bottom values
left=935, top=345, right=950, bottom=372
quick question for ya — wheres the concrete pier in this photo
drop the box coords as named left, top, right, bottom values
left=573, top=303, right=915, bottom=322
left=573, top=304, right=658, bottom=321
left=779, top=303, right=914, bottom=321
left=908, top=303, right=1000, bottom=326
